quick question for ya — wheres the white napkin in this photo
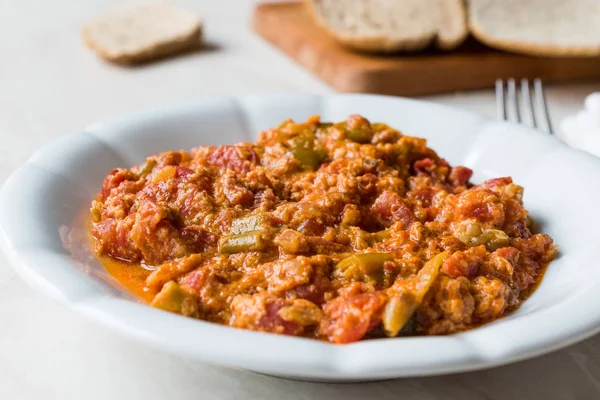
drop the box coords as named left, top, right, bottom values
left=561, top=93, right=600, bottom=157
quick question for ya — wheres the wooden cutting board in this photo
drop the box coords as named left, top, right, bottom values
left=252, top=2, right=600, bottom=96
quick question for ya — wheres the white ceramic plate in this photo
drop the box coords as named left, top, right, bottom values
left=1, top=94, right=600, bottom=382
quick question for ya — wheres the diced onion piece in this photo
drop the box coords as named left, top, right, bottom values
left=278, top=299, right=323, bottom=326
left=219, top=231, right=266, bottom=254
left=454, top=220, right=509, bottom=251
left=230, top=212, right=269, bottom=235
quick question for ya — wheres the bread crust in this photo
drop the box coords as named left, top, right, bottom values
left=469, top=19, right=600, bottom=57
left=468, top=0, right=600, bottom=57
left=304, top=0, right=467, bottom=54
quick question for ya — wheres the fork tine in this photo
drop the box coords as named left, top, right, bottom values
left=520, top=79, right=537, bottom=129
left=534, top=78, right=554, bottom=134
left=495, top=79, right=506, bottom=121
left=507, top=78, right=521, bottom=123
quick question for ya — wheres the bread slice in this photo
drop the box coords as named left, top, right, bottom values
left=83, top=4, right=202, bottom=64
left=305, top=0, right=468, bottom=53
left=469, top=0, right=600, bottom=57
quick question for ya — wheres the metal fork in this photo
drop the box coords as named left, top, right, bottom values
left=495, top=78, right=554, bottom=134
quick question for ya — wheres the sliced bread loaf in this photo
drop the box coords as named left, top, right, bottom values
left=305, top=0, right=468, bottom=53
left=469, top=0, right=600, bottom=57
left=83, top=4, right=202, bottom=64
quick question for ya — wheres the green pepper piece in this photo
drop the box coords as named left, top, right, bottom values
left=383, top=252, right=447, bottom=337
left=230, top=212, right=269, bottom=235
left=369, top=229, right=391, bottom=243
left=347, top=127, right=373, bottom=144
left=290, top=146, right=324, bottom=170
left=371, top=123, right=388, bottom=132
left=289, top=124, right=315, bottom=136
left=137, top=159, right=157, bottom=178
left=382, top=292, right=417, bottom=338
left=336, top=253, right=394, bottom=278
left=277, top=118, right=294, bottom=129
left=151, top=281, right=199, bottom=317
left=219, top=231, right=266, bottom=254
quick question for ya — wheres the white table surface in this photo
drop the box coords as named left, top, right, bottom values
left=2, top=1, right=600, bottom=398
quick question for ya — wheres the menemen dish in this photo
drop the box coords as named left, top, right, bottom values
left=90, top=115, right=556, bottom=344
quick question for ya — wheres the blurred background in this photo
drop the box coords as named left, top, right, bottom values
left=3, top=0, right=600, bottom=184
